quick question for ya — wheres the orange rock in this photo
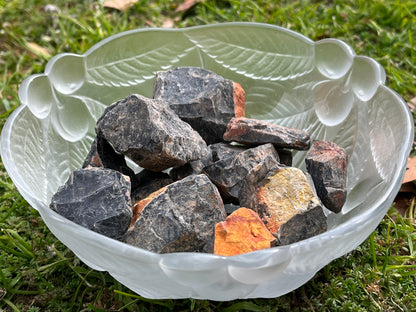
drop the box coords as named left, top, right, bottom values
left=129, top=186, right=166, bottom=229
left=233, top=82, right=245, bottom=118
left=214, top=207, right=275, bottom=256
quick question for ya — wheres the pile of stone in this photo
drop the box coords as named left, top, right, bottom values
left=50, top=67, right=348, bottom=256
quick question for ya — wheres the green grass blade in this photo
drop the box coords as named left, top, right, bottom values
left=113, top=290, right=175, bottom=310
left=222, top=301, right=266, bottom=312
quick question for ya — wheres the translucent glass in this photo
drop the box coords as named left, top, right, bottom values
left=1, top=23, right=413, bottom=300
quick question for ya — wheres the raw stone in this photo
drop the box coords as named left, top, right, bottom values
left=203, top=143, right=281, bottom=204
left=82, top=135, right=138, bottom=188
left=209, top=142, right=247, bottom=162
left=50, top=167, right=132, bottom=240
left=239, top=166, right=327, bottom=245
left=131, top=169, right=174, bottom=204
left=305, top=140, right=348, bottom=213
left=209, top=142, right=292, bottom=166
left=153, top=67, right=245, bottom=145
left=95, top=94, right=210, bottom=172
left=223, top=117, right=311, bottom=150
left=125, top=174, right=226, bottom=253
left=169, top=147, right=213, bottom=181
left=170, top=142, right=248, bottom=183
left=214, top=207, right=276, bottom=256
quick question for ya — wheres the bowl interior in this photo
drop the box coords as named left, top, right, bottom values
left=1, top=23, right=413, bottom=300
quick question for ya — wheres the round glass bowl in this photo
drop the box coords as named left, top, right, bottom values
left=1, top=22, right=413, bottom=300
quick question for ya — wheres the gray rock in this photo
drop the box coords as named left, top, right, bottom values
left=96, top=94, right=210, bottom=172
left=209, top=142, right=247, bottom=162
left=125, top=174, right=226, bottom=253
left=169, top=147, right=213, bottom=181
left=203, top=143, right=281, bottom=204
left=153, top=67, right=241, bottom=145
left=305, top=140, right=348, bottom=213
left=50, top=167, right=132, bottom=240
left=223, top=117, right=311, bottom=150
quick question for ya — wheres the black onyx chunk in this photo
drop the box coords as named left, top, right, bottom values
left=50, top=167, right=132, bottom=240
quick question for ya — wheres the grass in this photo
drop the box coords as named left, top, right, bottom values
left=1, top=0, right=416, bottom=311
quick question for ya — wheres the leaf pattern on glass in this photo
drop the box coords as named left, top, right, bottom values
left=10, top=108, right=48, bottom=203
left=77, top=96, right=107, bottom=122
left=45, top=130, right=95, bottom=203
left=330, top=101, right=375, bottom=191
left=185, top=27, right=314, bottom=81
left=367, top=88, right=400, bottom=181
left=45, top=126, right=73, bottom=202
left=85, top=45, right=193, bottom=87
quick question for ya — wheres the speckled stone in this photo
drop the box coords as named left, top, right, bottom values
left=125, top=174, right=226, bottom=253
left=169, top=147, right=213, bottom=181
left=50, top=167, right=132, bottom=240
left=153, top=67, right=245, bottom=144
left=209, top=142, right=247, bottom=162
left=223, top=117, right=311, bottom=150
left=95, top=94, right=210, bottom=172
left=203, top=143, right=280, bottom=204
left=305, top=140, right=348, bottom=213
left=239, top=166, right=327, bottom=245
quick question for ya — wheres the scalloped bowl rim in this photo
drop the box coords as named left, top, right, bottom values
left=1, top=22, right=413, bottom=300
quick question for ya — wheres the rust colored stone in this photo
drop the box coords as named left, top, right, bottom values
left=125, top=174, right=226, bottom=253
left=130, top=186, right=166, bottom=229
left=233, top=82, right=245, bottom=118
left=223, top=117, right=311, bottom=150
left=214, top=207, right=276, bottom=256
left=95, top=94, right=210, bottom=172
left=153, top=67, right=245, bottom=144
left=305, top=140, right=348, bottom=213
left=240, top=166, right=327, bottom=245
left=203, top=143, right=280, bottom=204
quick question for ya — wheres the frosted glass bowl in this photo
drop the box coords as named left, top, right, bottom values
left=1, top=22, right=413, bottom=300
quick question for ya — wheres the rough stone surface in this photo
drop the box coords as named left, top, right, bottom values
left=209, top=142, right=247, bottom=162
left=238, top=156, right=282, bottom=205
left=233, top=82, right=245, bottom=118
left=153, top=67, right=245, bottom=144
left=203, top=143, right=280, bottom=204
left=305, top=140, right=348, bottom=213
left=239, top=166, right=327, bottom=245
left=50, top=167, right=132, bottom=240
left=170, top=143, right=248, bottom=181
left=125, top=174, right=226, bottom=253
left=223, top=117, right=311, bottom=150
left=214, top=207, right=276, bottom=256
left=169, top=148, right=213, bottom=181
left=169, top=160, right=204, bottom=181
left=82, top=135, right=138, bottom=188
left=131, top=169, right=173, bottom=204
left=96, top=94, right=210, bottom=172
left=130, top=186, right=166, bottom=230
